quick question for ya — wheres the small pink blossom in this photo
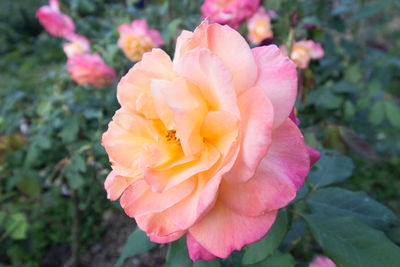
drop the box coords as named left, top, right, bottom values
left=247, top=7, right=273, bottom=45
left=66, top=54, right=116, bottom=88
left=36, top=0, right=75, bottom=39
left=63, top=34, right=90, bottom=58
left=281, top=40, right=324, bottom=69
left=309, top=256, right=337, bottom=267
left=117, top=20, right=163, bottom=62
left=201, top=0, right=260, bottom=29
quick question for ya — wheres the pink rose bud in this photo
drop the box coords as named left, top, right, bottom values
left=201, top=0, right=260, bottom=29
left=247, top=7, right=273, bottom=45
left=117, top=20, right=163, bottom=62
left=281, top=40, right=324, bottom=69
left=102, top=19, right=312, bottom=261
left=309, top=256, right=337, bottom=267
left=63, top=34, right=90, bottom=58
left=66, top=53, right=116, bottom=88
left=36, top=0, right=75, bottom=39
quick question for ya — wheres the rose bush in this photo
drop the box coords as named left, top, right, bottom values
left=102, top=19, right=316, bottom=260
left=63, top=34, right=90, bottom=58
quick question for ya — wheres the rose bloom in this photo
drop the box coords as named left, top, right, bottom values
left=102, top=20, right=317, bottom=261
left=309, top=256, right=337, bottom=267
left=281, top=40, right=324, bottom=69
left=63, top=34, right=90, bottom=58
left=117, top=20, right=164, bottom=62
left=66, top=53, right=116, bottom=88
left=247, top=7, right=273, bottom=45
left=201, top=0, right=260, bottom=29
left=36, top=0, right=75, bottom=39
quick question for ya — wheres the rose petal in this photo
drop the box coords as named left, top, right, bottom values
left=149, top=231, right=185, bottom=244
left=187, top=232, right=217, bottom=262
left=207, top=23, right=258, bottom=95
left=104, top=170, right=137, bottom=201
left=188, top=201, right=278, bottom=258
left=174, top=47, right=239, bottom=116
left=220, top=118, right=310, bottom=216
left=120, top=178, right=196, bottom=217
left=135, top=210, right=181, bottom=237
left=223, top=86, right=274, bottom=184
left=253, top=45, right=298, bottom=128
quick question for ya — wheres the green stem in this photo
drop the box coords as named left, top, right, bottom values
left=286, top=27, right=295, bottom=59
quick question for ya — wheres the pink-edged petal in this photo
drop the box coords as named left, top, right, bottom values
left=207, top=23, right=258, bottom=94
left=252, top=45, right=298, bottom=129
left=189, top=201, right=278, bottom=258
left=104, top=170, right=136, bottom=201
left=307, top=146, right=320, bottom=167
left=135, top=210, right=181, bottom=237
left=120, top=177, right=196, bottom=217
left=187, top=232, right=217, bottom=262
left=174, top=47, right=239, bottom=116
left=220, top=118, right=310, bottom=216
left=149, top=231, right=185, bottom=244
left=142, top=143, right=220, bottom=193
left=223, top=86, right=274, bottom=183
left=289, top=108, right=300, bottom=126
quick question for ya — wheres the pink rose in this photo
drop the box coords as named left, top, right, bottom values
left=117, top=20, right=164, bottom=62
left=309, top=256, right=337, bottom=267
left=102, top=20, right=312, bottom=261
left=36, top=0, right=75, bottom=39
left=63, top=34, right=90, bottom=58
left=281, top=40, right=324, bottom=69
left=201, top=0, right=260, bottom=29
left=247, top=7, right=273, bottom=45
left=66, top=53, right=116, bottom=88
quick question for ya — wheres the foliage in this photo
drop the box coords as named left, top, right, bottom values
left=0, top=0, right=399, bottom=266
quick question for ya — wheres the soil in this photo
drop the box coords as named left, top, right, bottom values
left=80, top=209, right=167, bottom=267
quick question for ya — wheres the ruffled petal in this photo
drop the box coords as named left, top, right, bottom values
left=207, top=23, right=257, bottom=94
left=120, top=178, right=196, bottom=217
left=252, top=45, right=298, bottom=128
left=142, top=143, right=220, bottom=193
left=104, top=170, right=136, bottom=201
left=149, top=231, right=185, bottom=244
left=188, top=201, right=278, bottom=258
left=220, top=118, right=310, bottom=216
left=223, top=86, right=274, bottom=183
left=187, top=232, right=217, bottom=262
left=135, top=210, right=181, bottom=237
left=174, top=47, right=239, bottom=116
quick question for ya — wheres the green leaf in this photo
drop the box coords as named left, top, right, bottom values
left=5, top=213, right=28, bottom=240
left=306, top=187, right=399, bottom=231
left=242, top=210, right=288, bottom=265
left=388, top=227, right=400, bottom=245
left=165, top=237, right=220, bottom=267
left=60, top=115, right=79, bottom=143
left=304, top=214, right=400, bottom=267
left=249, top=251, right=294, bottom=267
left=309, top=150, right=354, bottom=187
left=385, top=102, right=400, bottom=128
left=115, top=227, right=158, bottom=267
left=15, top=171, right=40, bottom=197
left=369, top=101, right=385, bottom=125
